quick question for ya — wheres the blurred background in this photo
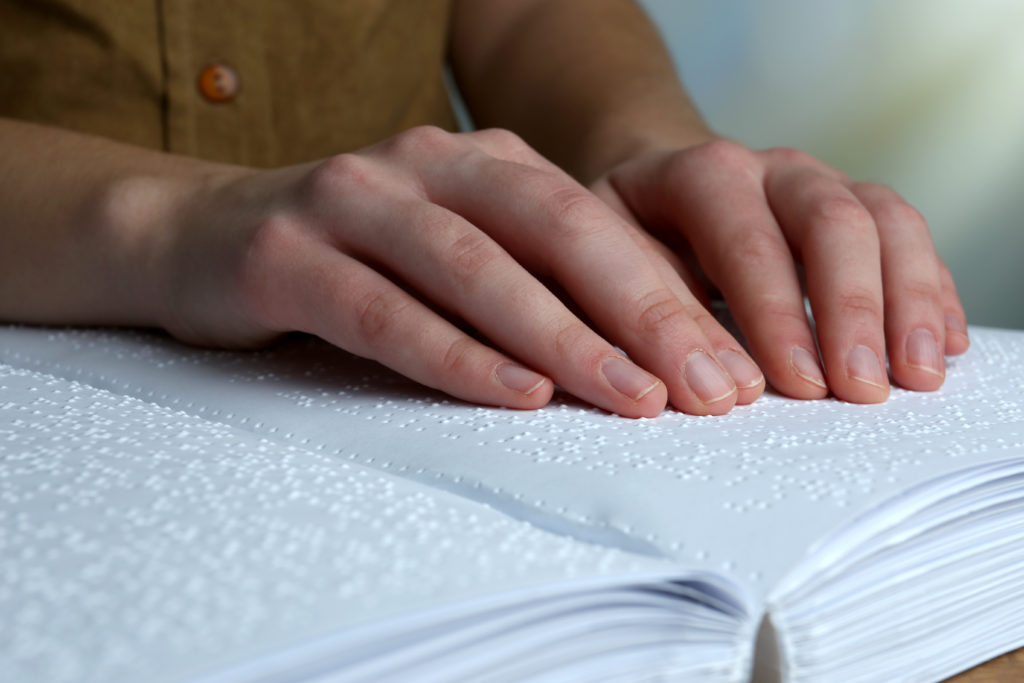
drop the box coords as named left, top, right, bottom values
left=640, top=0, right=1024, bottom=329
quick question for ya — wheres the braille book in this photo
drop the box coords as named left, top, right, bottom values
left=2, top=324, right=1023, bottom=682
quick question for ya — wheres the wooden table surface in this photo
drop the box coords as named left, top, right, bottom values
left=946, top=649, right=1024, bottom=682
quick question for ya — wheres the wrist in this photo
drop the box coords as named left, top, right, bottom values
left=577, top=107, right=718, bottom=184
left=90, top=162, right=250, bottom=336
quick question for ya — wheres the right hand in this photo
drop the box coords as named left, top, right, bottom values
left=158, top=126, right=764, bottom=417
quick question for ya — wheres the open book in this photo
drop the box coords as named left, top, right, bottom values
left=2, top=324, right=1023, bottom=682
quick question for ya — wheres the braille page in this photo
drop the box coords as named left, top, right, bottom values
left=2, top=325, right=1023, bottom=608
left=0, top=363, right=746, bottom=683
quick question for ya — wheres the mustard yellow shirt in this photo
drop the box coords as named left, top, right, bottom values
left=0, top=0, right=456, bottom=167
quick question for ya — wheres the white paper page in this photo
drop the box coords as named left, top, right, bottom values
left=0, top=361, right=738, bottom=683
left=2, top=325, right=1022, bottom=611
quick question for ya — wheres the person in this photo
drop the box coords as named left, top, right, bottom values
left=0, top=0, right=968, bottom=419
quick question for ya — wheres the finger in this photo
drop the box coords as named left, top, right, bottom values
left=761, top=146, right=849, bottom=182
left=464, top=129, right=715, bottom=310
left=246, top=226, right=555, bottom=410
left=614, top=219, right=766, bottom=405
left=470, top=129, right=712, bottom=306
left=768, top=168, right=890, bottom=403
left=468, top=130, right=713, bottom=307
left=938, top=259, right=970, bottom=355
left=340, top=197, right=669, bottom=418
left=590, top=174, right=762, bottom=404
left=589, top=175, right=711, bottom=307
left=850, top=182, right=946, bottom=391
left=609, top=144, right=827, bottom=401
left=424, top=154, right=739, bottom=415
left=461, top=128, right=558, bottom=170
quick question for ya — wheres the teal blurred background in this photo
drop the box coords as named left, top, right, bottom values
left=640, top=0, right=1024, bottom=329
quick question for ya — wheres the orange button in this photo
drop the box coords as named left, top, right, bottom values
left=197, top=63, right=239, bottom=103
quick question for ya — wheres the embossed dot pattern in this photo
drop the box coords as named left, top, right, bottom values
left=0, top=362, right=695, bottom=682
left=2, top=326, right=1023, bottom=617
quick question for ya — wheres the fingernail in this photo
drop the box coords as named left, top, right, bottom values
left=684, top=351, right=736, bottom=404
left=906, top=328, right=944, bottom=376
left=945, top=313, right=968, bottom=336
left=847, top=345, right=887, bottom=388
left=496, top=363, right=546, bottom=395
left=601, top=357, right=660, bottom=401
left=789, top=347, right=827, bottom=389
left=717, top=349, right=764, bottom=389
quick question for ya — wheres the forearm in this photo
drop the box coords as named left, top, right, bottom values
left=450, top=0, right=714, bottom=183
left=0, top=119, right=240, bottom=328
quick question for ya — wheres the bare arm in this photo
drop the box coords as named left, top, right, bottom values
left=0, top=118, right=223, bottom=329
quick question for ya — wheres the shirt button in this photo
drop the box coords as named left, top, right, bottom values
left=197, top=63, right=240, bottom=103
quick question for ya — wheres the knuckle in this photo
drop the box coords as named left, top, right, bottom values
left=353, top=289, right=410, bottom=343
left=809, top=195, right=874, bottom=232
left=443, top=230, right=500, bottom=290
left=897, top=279, right=942, bottom=308
left=765, top=146, right=816, bottom=166
left=665, top=139, right=759, bottom=190
left=439, top=336, right=478, bottom=377
left=236, top=213, right=302, bottom=323
left=479, top=127, right=528, bottom=152
left=851, top=180, right=887, bottom=195
left=687, top=307, right=718, bottom=331
left=633, top=288, right=689, bottom=337
left=876, top=199, right=929, bottom=234
left=836, top=289, right=883, bottom=320
left=306, top=153, right=377, bottom=198
left=542, top=185, right=607, bottom=239
left=247, top=212, right=299, bottom=258
left=752, top=296, right=809, bottom=329
left=688, top=139, right=757, bottom=172
left=725, top=228, right=791, bottom=272
left=390, top=125, right=457, bottom=157
left=552, top=320, right=592, bottom=358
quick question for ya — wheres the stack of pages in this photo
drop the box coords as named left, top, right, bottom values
left=2, top=324, right=1023, bottom=682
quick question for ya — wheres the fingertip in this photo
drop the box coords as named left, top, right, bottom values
left=599, top=356, right=668, bottom=418
left=717, top=349, right=765, bottom=405
left=495, top=362, right=554, bottom=409
left=783, top=346, right=830, bottom=399
left=944, top=314, right=970, bottom=355
left=892, top=366, right=944, bottom=393
left=623, top=385, right=669, bottom=418
left=672, top=350, right=738, bottom=416
left=735, top=380, right=765, bottom=406
left=946, top=331, right=970, bottom=356
left=890, top=327, right=945, bottom=392
left=832, top=379, right=890, bottom=404
left=757, top=346, right=829, bottom=401
left=697, top=390, right=740, bottom=416
left=829, top=344, right=890, bottom=404
left=518, top=379, right=556, bottom=409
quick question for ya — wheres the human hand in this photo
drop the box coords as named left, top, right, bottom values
left=159, top=127, right=766, bottom=418
left=590, top=140, right=969, bottom=404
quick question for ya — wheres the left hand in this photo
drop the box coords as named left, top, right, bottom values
left=589, top=139, right=970, bottom=403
